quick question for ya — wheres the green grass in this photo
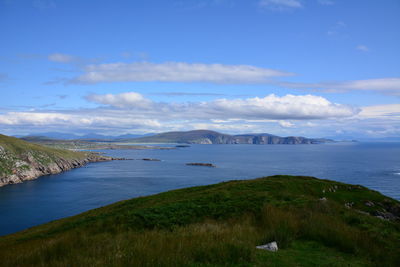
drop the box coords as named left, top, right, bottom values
left=0, top=134, right=87, bottom=159
left=0, top=175, right=399, bottom=266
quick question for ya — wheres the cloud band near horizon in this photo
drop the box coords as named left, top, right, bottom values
left=0, top=91, right=397, bottom=137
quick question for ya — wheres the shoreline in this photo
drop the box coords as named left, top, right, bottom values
left=0, top=154, right=127, bottom=187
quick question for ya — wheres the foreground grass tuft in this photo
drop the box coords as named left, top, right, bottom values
left=0, top=175, right=399, bottom=266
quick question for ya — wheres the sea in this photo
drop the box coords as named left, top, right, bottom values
left=0, top=142, right=399, bottom=236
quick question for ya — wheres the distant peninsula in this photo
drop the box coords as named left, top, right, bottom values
left=123, top=130, right=335, bottom=145
left=0, top=134, right=122, bottom=187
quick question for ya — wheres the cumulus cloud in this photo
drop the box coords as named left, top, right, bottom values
left=323, top=104, right=400, bottom=138
left=0, top=98, right=397, bottom=138
left=82, top=92, right=358, bottom=121
left=280, top=78, right=400, bottom=96
left=7, top=92, right=400, bottom=138
left=71, top=62, right=293, bottom=84
left=48, top=53, right=76, bottom=63
left=0, top=92, right=358, bottom=133
left=201, top=94, right=357, bottom=120
left=259, top=0, right=302, bottom=10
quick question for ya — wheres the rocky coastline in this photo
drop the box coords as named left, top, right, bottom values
left=0, top=152, right=125, bottom=187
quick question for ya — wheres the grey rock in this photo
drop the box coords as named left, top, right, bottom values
left=186, top=163, right=216, bottom=167
left=0, top=150, right=120, bottom=187
left=365, top=201, right=374, bottom=207
left=345, top=202, right=354, bottom=208
left=373, top=211, right=399, bottom=221
left=256, top=241, right=278, bottom=252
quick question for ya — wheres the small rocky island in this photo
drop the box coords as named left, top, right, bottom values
left=0, top=134, right=125, bottom=187
left=186, top=163, right=216, bottom=167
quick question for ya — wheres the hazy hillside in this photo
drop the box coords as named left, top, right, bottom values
left=125, top=130, right=335, bottom=144
left=124, top=130, right=231, bottom=144
left=0, top=134, right=112, bottom=186
left=0, top=175, right=399, bottom=266
left=18, top=132, right=155, bottom=140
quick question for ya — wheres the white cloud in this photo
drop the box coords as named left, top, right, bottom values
left=279, top=120, right=294, bottom=127
left=71, top=62, right=294, bottom=84
left=5, top=93, right=399, bottom=138
left=259, top=0, right=302, bottom=9
left=337, top=78, right=400, bottom=94
left=280, top=78, right=400, bottom=96
left=0, top=112, right=71, bottom=125
left=85, top=92, right=358, bottom=120
left=85, top=92, right=152, bottom=108
left=0, top=111, right=161, bottom=129
left=356, top=45, right=369, bottom=52
left=0, top=92, right=358, bottom=135
left=203, top=94, right=357, bottom=120
left=48, top=53, right=76, bottom=63
left=359, top=104, right=400, bottom=119
left=305, top=122, right=317, bottom=127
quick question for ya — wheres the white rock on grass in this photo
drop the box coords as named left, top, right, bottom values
left=256, top=241, right=278, bottom=252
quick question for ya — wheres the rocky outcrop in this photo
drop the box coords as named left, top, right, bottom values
left=0, top=150, right=119, bottom=187
left=228, top=134, right=333, bottom=144
left=256, top=241, right=278, bottom=252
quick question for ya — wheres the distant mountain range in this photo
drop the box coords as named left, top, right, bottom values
left=19, top=130, right=335, bottom=144
left=122, top=130, right=335, bottom=144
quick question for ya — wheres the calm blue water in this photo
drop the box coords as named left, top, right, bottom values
left=1, top=142, right=399, bottom=236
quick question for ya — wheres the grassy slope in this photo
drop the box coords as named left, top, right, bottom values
left=0, top=175, right=399, bottom=266
left=0, top=134, right=88, bottom=176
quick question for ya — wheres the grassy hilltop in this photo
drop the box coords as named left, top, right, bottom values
left=0, top=175, right=399, bottom=266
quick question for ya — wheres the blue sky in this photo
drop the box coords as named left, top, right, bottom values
left=0, top=0, right=399, bottom=138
